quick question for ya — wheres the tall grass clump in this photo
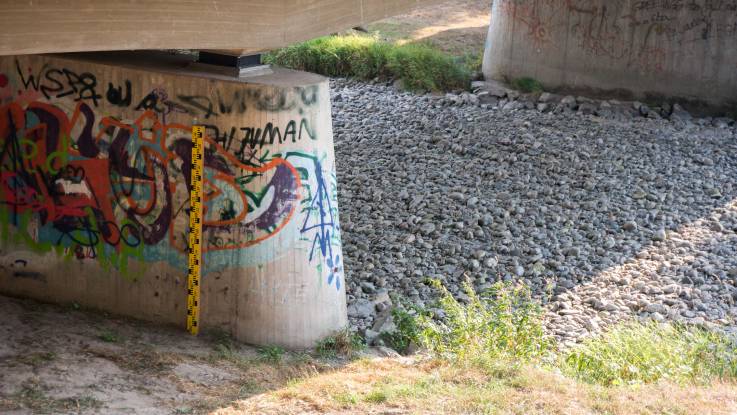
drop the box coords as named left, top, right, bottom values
left=264, top=34, right=390, bottom=79
left=417, top=280, right=551, bottom=367
left=264, top=34, right=470, bottom=92
left=562, top=321, right=737, bottom=385
left=386, top=43, right=470, bottom=92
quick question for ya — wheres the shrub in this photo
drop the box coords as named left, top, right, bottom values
left=258, top=345, right=286, bottom=364
left=417, top=280, right=551, bottom=367
left=511, top=77, right=544, bottom=93
left=562, top=321, right=737, bottom=385
left=315, top=328, right=365, bottom=358
left=459, top=51, right=483, bottom=74
left=264, top=35, right=470, bottom=92
left=380, top=303, right=424, bottom=355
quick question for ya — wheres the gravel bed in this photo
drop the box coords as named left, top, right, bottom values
left=330, top=78, right=737, bottom=345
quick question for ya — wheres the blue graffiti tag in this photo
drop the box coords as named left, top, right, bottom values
left=298, top=158, right=342, bottom=289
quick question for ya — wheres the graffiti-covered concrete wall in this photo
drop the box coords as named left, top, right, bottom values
left=0, top=53, right=346, bottom=348
left=483, top=0, right=737, bottom=108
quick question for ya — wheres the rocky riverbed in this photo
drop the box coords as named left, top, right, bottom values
left=331, top=78, right=737, bottom=346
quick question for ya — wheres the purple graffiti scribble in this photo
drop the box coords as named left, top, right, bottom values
left=253, top=164, right=301, bottom=231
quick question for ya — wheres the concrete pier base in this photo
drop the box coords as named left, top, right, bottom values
left=0, top=52, right=347, bottom=349
left=483, top=0, right=737, bottom=110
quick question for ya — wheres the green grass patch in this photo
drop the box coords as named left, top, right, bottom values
left=363, top=389, right=389, bottom=403
left=562, top=321, right=737, bottom=385
left=511, top=77, right=544, bottom=93
left=264, top=34, right=390, bottom=79
left=264, top=34, right=470, bottom=92
left=385, top=42, right=470, bottom=92
left=98, top=329, right=122, bottom=343
left=332, top=391, right=359, bottom=406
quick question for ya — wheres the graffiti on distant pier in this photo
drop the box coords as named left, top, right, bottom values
left=499, top=0, right=737, bottom=73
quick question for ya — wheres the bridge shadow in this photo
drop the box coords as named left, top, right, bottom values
left=545, top=193, right=737, bottom=341
left=472, top=119, right=737, bottom=339
left=0, top=294, right=358, bottom=414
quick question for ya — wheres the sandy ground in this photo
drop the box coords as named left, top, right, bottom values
left=0, top=294, right=228, bottom=414
left=0, top=294, right=343, bottom=414
left=367, top=0, right=490, bottom=57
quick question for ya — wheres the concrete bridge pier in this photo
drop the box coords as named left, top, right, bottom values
left=483, top=0, right=737, bottom=110
left=0, top=52, right=347, bottom=349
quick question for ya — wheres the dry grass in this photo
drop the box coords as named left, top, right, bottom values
left=186, top=360, right=335, bottom=414
left=182, top=349, right=336, bottom=414
left=211, top=357, right=737, bottom=414
left=87, top=346, right=178, bottom=374
left=0, top=380, right=102, bottom=414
